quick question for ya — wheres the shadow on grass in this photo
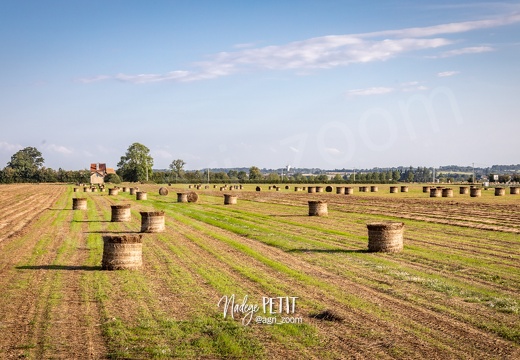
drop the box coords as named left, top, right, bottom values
left=287, top=248, right=368, bottom=254
left=16, top=265, right=102, bottom=271
left=84, top=230, right=141, bottom=234
left=268, top=214, right=306, bottom=217
left=73, top=220, right=111, bottom=223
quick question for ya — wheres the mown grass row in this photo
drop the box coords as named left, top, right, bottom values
left=153, top=192, right=520, bottom=344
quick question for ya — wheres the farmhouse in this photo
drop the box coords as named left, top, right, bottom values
left=90, top=163, right=115, bottom=184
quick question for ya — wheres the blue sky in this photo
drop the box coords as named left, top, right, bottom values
left=1, top=1, right=519, bottom=171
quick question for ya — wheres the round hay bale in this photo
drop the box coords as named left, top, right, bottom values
left=316, top=186, right=324, bottom=193
left=111, top=204, right=131, bottom=222
left=470, top=188, right=481, bottom=197
left=430, top=188, right=442, bottom=197
left=442, top=188, right=453, bottom=198
left=102, top=234, right=143, bottom=270
left=302, top=187, right=306, bottom=191
left=205, top=185, right=209, bottom=189
left=159, top=187, right=169, bottom=196
left=495, top=187, right=505, bottom=196
left=256, top=186, right=261, bottom=191
left=370, top=186, right=378, bottom=192
left=140, top=211, right=165, bottom=233
left=268, top=186, right=272, bottom=190
left=389, top=186, right=398, bottom=193
left=224, top=194, right=237, bottom=205
left=188, top=185, right=193, bottom=189
left=325, top=186, right=333, bottom=193
left=367, top=222, right=404, bottom=253
left=345, top=187, right=354, bottom=195
left=308, top=186, right=316, bottom=193
left=129, top=188, right=136, bottom=195
left=459, top=186, right=469, bottom=195
left=213, top=185, right=217, bottom=188
left=123, top=187, right=129, bottom=193
left=239, top=185, right=243, bottom=190
left=100, top=188, right=105, bottom=192
left=91, top=187, right=97, bottom=192
left=83, top=187, right=91, bottom=193
left=108, top=188, right=119, bottom=196
left=423, top=186, right=430, bottom=193
left=285, top=185, right=290, bottom=190
left=308, top=200, right=328, bottom=216
left=510, top=187, right=519, bottom=195
left=336, top=187, right=345, bottom=195
left=276, top=187, right=281, bottom=191
left=73, top=187, right=78, bottom=192
left=400, top=186, right=409, bottom=193
left=72, top=198, right=87, bottom=210
left=187, top=192, right=199, bottom=203
left=136, top=191, right=147, bottom=200
left=177, top=193, right=188, bottom=203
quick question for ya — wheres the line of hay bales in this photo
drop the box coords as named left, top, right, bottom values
left=73, top=180, right=520, bottom=268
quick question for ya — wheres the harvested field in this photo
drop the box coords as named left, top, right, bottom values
left=0, top=183, right=519, bottom=359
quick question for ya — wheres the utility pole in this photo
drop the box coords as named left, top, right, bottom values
left=207, top=168, right=210, bottom=184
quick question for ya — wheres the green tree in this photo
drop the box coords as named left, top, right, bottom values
left=105, top=173, right=122, bottom=184
left=332, top=174, right=343, bottom=183
left=227, top=170, right=238, bottom=180
left=169, top=159, right=186, bottom=182
left=0, top=167, right=16, bottom=183
left=249, top=166, right=263, bottom=181
left=7, top=146, right=44, bottom=182
left=237, top=171, right=248, bottom=182
left=406, top=171, right=415, bottom=182
left=266, top=172, right=280, bottom=182
left=392, top=170, right=401, bottom=182
left=117, top=143, right=153, bottom=182
left=315, top=174, right=329, bottom=183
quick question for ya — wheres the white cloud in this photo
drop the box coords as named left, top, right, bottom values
left=45, top=144, right=73, bottom=155
left=347, top=87, right=394, bottom=96
left=324, top=147, right=341, bottom=155
left=80, top=13, right=520, bottom=84
left=347, top=81, right=428, bottom=96
left=437, top=71, right=460, bottom=77
left=153, top=149, right=173, bottom=159
left=435, top=46, right=494, bottom=58
left=0, top=141, right=22, bottom=153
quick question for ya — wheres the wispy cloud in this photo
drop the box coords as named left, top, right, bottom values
left=347, top=87, right=394, bottom=96
left=437, top=71, right=460, bottom=77
left=324, top=147, right=341, bottom=155
left=80, top=13, right=520, bottom=84
left=434, top=46, right=494, bottom=58
left=45, top=144, right=73, bottom=155
left=153, top=149, right=173, bottom=159
left=0, top=141, right=22, bottom=153
left=347, top=81, right=427, bottom=96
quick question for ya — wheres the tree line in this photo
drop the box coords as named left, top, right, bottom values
left=1, top=143, right=519, bottom=184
